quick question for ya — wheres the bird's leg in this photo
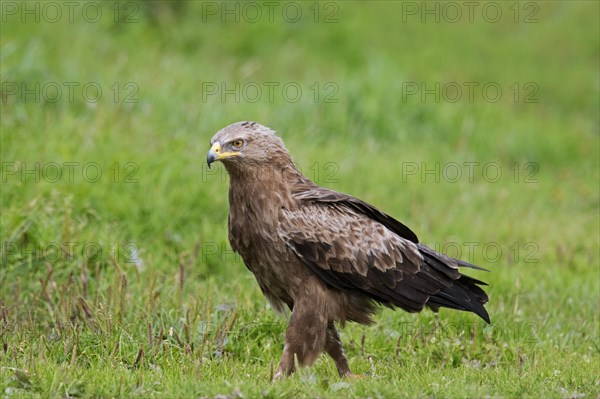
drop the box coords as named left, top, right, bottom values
left=273, top=295, right=327, bottom=380
left=325, top=321, right=353, bottom=377
left=273, top=344, right=296, bottom=380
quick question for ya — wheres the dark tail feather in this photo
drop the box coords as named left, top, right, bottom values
left=428, top=275, right=490, bottom=323
left=457, top=258, right=491, bottom=272
left=418, top=243, right=490, bottom=323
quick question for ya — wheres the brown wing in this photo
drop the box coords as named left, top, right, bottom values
left=293, top=184, right=420, bottom=243
left=279, top=198, right=490, bottom=322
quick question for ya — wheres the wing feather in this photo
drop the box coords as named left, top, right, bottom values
left=279, top=204, right=439, bottom=313
left=293, top=185, right=419, bottom=243
left=279, top=187, right=490, bottom=322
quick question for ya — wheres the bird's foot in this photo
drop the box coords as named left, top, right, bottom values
left=344, top=372, right=366, bottom=380
left=272, top=362, right=294, bottom=381
left=272, top=370, right=285, bottom=381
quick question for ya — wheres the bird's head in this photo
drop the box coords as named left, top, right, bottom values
left=207, top=121, right=291, bottom=171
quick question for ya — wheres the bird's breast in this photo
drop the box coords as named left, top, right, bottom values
left=227, top=186, right=288, bottom=258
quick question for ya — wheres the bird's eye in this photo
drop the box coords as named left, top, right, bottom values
left=231, top=140, right=244, bottom=148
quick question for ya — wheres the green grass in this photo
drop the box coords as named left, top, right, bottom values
left=1, top=1, right=599, bottom=398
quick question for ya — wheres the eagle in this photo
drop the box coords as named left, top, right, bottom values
left=207, top=121, right=490, bottom=379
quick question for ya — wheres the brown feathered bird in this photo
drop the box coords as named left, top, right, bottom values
left=207, top=121, right=490, bottom=379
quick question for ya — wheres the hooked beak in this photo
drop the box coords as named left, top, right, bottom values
left=207, top=143, right=219, bottom=168
left=206, top=142, right=240, bottom=168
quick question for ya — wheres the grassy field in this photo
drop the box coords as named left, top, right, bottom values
left=1, top=1, right=599, bottom=398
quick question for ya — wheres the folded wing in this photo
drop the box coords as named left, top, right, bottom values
left=279, top=191, right=489, bottom=323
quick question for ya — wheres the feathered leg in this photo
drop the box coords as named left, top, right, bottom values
left=325, top=321, right=352, bottom=376
left=273, top=287, right=328, bottom=379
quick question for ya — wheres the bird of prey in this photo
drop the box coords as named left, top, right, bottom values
left=207, top=121, right=490, bottom=379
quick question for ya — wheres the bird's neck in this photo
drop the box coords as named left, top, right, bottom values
left=226, top=162, right=304, bottom=209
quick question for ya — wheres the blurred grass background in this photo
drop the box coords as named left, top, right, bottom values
left=1, top=1, right=598, bottom=398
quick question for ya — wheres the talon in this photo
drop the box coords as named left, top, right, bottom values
left=272, top=370, right=284, bottom=381
left=273, top=365, right=292, bottom=381
left=345, top=372, right=366, bottom=380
